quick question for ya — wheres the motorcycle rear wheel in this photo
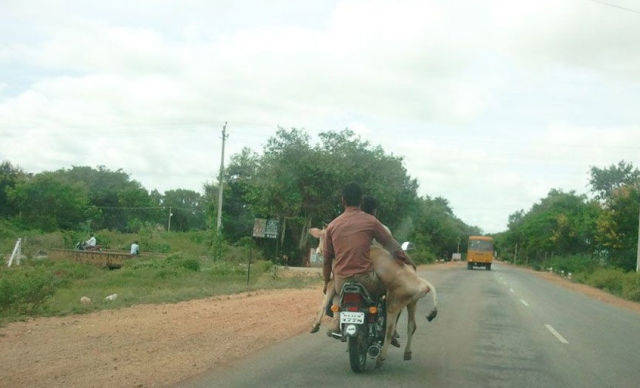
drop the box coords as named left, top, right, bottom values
left=348, top=333, right=367, bottom=373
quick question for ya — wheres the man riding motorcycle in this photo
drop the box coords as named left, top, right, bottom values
left=322, top=182, right=415, bottom=336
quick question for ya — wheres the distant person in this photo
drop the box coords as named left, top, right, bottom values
left=130, top=241, right=140, bottom=256
left=86, top=235, right=97, bottom=247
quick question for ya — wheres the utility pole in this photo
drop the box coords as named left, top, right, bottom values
left=216, top=122, right=228, bottom=233
left=636, top=204, right=639, bottom=272
left=514, top=242, right=519, bottom=265
left=167, top=207, right=172, bottom=232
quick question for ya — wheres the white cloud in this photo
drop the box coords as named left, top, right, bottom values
left=1, top=0, right=639, bottom=232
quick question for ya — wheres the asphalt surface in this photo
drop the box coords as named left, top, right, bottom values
left=182, top=263, right=640, bottom=387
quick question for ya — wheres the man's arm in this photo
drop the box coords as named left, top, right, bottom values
left=322, top=227, right=335, bottom=293
left=372, top=219, right=416, bottom=268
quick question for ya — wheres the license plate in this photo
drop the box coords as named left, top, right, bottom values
left=340, top=311, right=365, bottom=324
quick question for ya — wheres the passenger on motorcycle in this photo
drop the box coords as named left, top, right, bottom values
left=323, top=182, right=415, bottom=335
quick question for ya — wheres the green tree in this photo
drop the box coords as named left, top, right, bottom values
left=163, top=189, right=206, bottom=231
left=590, top=161, right=640, bottom=201
left=53, top=166, right=157, bottom=231
left=7, top=172, right=91, bottom=231
left=0, top=161, right=28, bottom=218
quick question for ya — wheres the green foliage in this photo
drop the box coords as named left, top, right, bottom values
left=8, top=172, right=92, bottom=231
left=0, top=161, right=27, bottom=218
left=0, top=266, right=58, bottom=314
left=495, top=189, right=602, bottom=264
left=585, top=268, right=625, bottom=294
left=590, top=161, right=640, bottom=201
left=541, top=254, right=599, bottom=275
left=2, top=129, right=479, bottom=266
left=409, top=196, right=481, bottom=260
left=163, top=189, right=207, bottom=231
left=0, top=254, right=312, bottom=324
left=621, top=272, right=640, bottom=301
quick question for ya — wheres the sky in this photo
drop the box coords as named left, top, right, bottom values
left=1, top=0, right=639, bottom=233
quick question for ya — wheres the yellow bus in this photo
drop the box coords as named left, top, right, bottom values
left=467, top=236, right=494, bottom=271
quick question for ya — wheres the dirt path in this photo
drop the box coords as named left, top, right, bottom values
left=0, top=288, right=323, bottom=387
left=0, top=263, right=453, bottom=387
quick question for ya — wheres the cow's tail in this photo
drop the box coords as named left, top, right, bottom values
left=424, top=279, right=438, bottom=322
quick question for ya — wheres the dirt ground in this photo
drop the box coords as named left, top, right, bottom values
left=0, top=263, right=456, bottom=387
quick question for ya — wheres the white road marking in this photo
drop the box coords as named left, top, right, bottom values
left=545, top=324, right=569, bottom=344
left=520, top=299, right=529, bottom=307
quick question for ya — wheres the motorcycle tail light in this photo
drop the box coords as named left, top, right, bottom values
left=343, top=293, right=362, bottom=304
left=368, top=306, right=378, bottom=314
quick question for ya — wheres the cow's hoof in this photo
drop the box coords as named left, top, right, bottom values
left=310, top=323, right=320, bottom=334
left=426, top=308, right=438, bottom=322
left=375, top=357, right=385, bottom=369
left=391, top=337, right=401, bottom=348
left=404, top=351, right=412, bottom=361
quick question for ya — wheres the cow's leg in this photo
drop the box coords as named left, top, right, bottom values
left=310, top=280, right=335, bottom=333
left=375, top=305, right=401, bottom=369
left=403, top=301, right=417, bottom=360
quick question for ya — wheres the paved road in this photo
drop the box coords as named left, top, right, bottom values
left=182, top=263, right=640, bottom=387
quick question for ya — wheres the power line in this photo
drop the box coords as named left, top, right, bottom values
left=585, top=0, right=640, bottom=15
left=93, top=205, right=203, bottom=212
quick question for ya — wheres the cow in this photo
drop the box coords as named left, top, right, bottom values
left=308, top=227, right=438, bottom=367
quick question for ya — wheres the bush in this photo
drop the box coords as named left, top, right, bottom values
left=0, top=266, right=58, bottom=314
left=179, top=258, right=200, bottom=272
left=541, top=254, right=598, bottom=275
left=209, top=261, right=245, bottom=277
left=622, top=272, right=640, bottom=301
left=585, top=268, right=625, bottom=294
left=412, top=246, right=436, bottom=264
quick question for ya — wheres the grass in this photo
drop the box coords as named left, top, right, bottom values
left=0, top=254, right=320, bottom=325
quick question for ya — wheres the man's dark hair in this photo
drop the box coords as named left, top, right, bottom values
left=342, top=182, right=362, bottom=207
left=362, top=195, right=378, bottom=215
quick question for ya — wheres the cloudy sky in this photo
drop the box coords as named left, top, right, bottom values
left=1, top=0, right=639, bottom=232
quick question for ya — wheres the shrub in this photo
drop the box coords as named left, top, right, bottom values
left=0, top=266, right=57, bottom=314
left=209, top=261, right=245, bottom=277
left=179, top=258, right=200, bottom=272
left=586, top=268, right=625, bottom=294
left=622, top=272, right=640, bottom=301
left=412, top=246, right=436, bottom=264
left=541, top=254, right=598, bottom=275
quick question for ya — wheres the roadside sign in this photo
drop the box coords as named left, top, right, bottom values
left=252, top=218, right=267, bottom=238
left=265, top=219, right=279, bottom=239
left=452, top=253, right=462, bottom=261
left=252, top=218, right=279, bottom=239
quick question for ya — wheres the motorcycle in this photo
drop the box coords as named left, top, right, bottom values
left=331, top=281, right=387, bottom=373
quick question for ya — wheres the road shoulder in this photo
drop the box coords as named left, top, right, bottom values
left=499, top=261, right=640, bottom=315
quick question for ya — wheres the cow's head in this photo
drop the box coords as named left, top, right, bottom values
left=309, top=227, right=326, bottom=256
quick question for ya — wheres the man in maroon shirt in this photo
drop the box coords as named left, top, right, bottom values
left=323, top=183, right=415, bottom=333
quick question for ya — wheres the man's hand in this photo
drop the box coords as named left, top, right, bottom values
left=396, top=257, right=416, bottom=270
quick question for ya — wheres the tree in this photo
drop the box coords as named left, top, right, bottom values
left=590, top=161, right=640, bottom=201
left=163, top=189, right=206, bottom=231
left=53, top=166, right=157, bottom=231
left=204, top=147, right=260, bottom=240
left=0, top=161, right=27, bottom=218
left=7, top=172, right=91, bottom=231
